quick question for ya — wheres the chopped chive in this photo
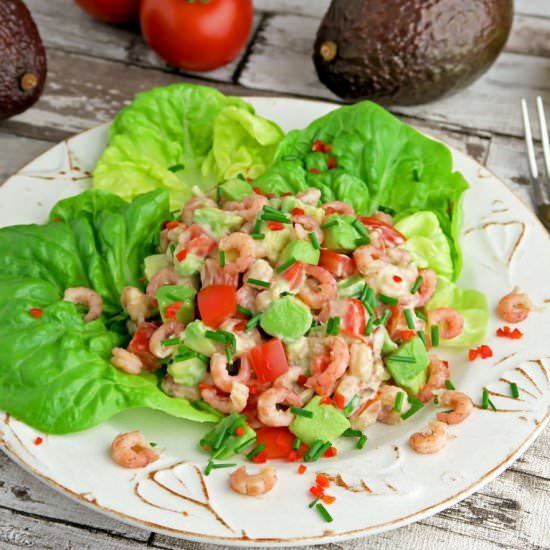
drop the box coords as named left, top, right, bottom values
left=262, top=212, right=291, bottom=223
left=445, top=380, right=456, bottom=390
left=344, top=394, right=360, bottom=416
left=482, top=388, right=489, bottom=409
left=379, top=205, right=396, bottom=216
left=388, top=355, right=416, bottom=363
left=356, top=434, right=368, bottom=450
left=321, top=219, right=338, bottom=229
left=343, top=428, right=362, bottom=438
left=401, top=396, right=424, bottom=420
left=292, top=437, right=302, bottom=451
left=415, top=309, right=428, bottom=322
left=216, top=186, right=223, bottom=206
left=252, top=233, right=265, bottom=240
left=211, top=446, right=228, bottom=460
left=225, top=346, right=233, bottom=364
left=394, top=392, right=405, bottom=412
left=313, top=441, right=332, bottom=460
left=359, top=284, right=369, bottom=303
left=431, top=325, right=440, bottom=347
left=237, top=173, right=246, bottom=181
left=219, top=250, right=225, bottom=268
left=352, top=218, right=369, bottom=238
left=380, top=309, right=391, bottom=326
left=404, top=309, right=415, bottom=329
left=309, top=232, right=320, bottom=249
left=245, top=313, right=262, bottom=332
left=168, top=163, right=184, bottom=172
left=510, top=382, right=520, bottom=399
left=488, top=397, right=497, bottom=412
left=161, top=337, right=180, bottom=347
left=234, top=437, right=256, bottom=454
left=211, top=462, right=237, bottom=469
left=411, top=276, right=423, bottom=294
left=247, top=278, right=270, bottom=288
left=290, top=406, right=313, bottom=418
left=205, top=330, right=228, bottom=343
left=169, top=243, right=175, bottom=258
left=374, top=319, right=381, bottom=326
left=276, top=258, right=297, bottom=273
left=212, top=426, right=228, bottom=451
left=237, top=305, right=252, bottom=318
left=378, top=294, right=398, bottom=306
left=365, top=316, right=374, bottom=336
left=309, top=497, right=321, bottom=509
left=205, top=461, right=214, bottom=476
left=149, top=442, right=158, bottom=447
left=246, top=443, right=266, bottom=460
left=433, top=395, right=439, bottom=406
left=363, top=300, right=374, bottom=316
left=252, top=217, right=262, bottom=234
left=326, top=316, right=341, bottom=335
left=355, top=236, right=371, bottom=246
left=263, top=205, right=283, bottom=215
left=417, top=330, right=427, bottom=347
left=366, top=287, right=377, bottom=308
left=316, top=503, right=333, bottom=523
left=304, top=440, right=323, bottom=462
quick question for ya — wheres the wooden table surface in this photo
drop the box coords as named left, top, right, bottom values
left=1, top=1, right=549, bottom=548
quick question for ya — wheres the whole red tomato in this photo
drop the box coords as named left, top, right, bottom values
left=140, top=0, right=253, bottom=72
left=74, top=0, right=140, bottom=23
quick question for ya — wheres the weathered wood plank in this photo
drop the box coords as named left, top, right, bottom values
left=0, top=133, right=53, bottom=185
left=515, top=0, right=550, bottom=18
left=507, top=14, right=550, bottom=59
left=254, top=0, right=329, bottom=17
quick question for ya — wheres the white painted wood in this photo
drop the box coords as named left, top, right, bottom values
left=515, top=0, right=550, bottom=18
left=254, top=0, right=330, bottom=17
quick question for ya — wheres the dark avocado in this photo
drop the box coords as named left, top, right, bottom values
left=313, top=0, right=513, bottom=106
left=0, top=0, right=47, bottom=119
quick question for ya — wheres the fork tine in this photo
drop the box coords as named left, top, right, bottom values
left=521, top=98, right=539, bottom=180
left=536, top=96, right=550, bottom=180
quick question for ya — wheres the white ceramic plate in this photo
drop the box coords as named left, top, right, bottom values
left=0, top=98, right=549, bottom=547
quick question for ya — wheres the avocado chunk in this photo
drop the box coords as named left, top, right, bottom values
left=156, top=285, right=196, bottom=324
left=338, top=275, right=365, bottom=298
left=182, top=320, right=217, bottom=357
left=219, top=179, right=253, bottom=202
left=290, top=396, right=350, bottom=446
left=0, top=0, right=47, bottom=119
left=262, top=224, right=292, bottom=263
left=200, top=413, right=256, bottom=459
left=174, top=250, right=204, bottom=277
left=260, top=296, right=312, bottom=342
left=279, top=240, right=320, bottom=266
left=313, top=0, right=513, bottom=105
left=385, top=336, right=429, bottom=395
left=144, top=254, right=170, bottom=281
left=192, top=207, right=243, bottom=239
left=323, top=214, right=361, bottom=252
left=168, top=356, right=207, bottom=387
left=280, top=196, right=324, bottom=222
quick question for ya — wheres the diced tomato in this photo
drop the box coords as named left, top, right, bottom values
left=393, top=275, right=402, bottom=283
left=252, top=451, right=268, bottom=464
left=357, top=216, right=406, bottom=246
left=53, top=216, right=61, bottom=223
left=320, top=396, right=334, bottom=405
left=400, top=329, right=417, bottom=343
left=249, top=338, right=289, bottom=383
left=281, top=192, right=292, bottom=197
left=186, top=228, right=217, bottom=257
left=318, top=249, right=356, bottom=278
left=324, top=144, right=333, bottom=153
left=342, top=298, right=367, bottom=337
left=281, top=261, right=304, bottom=290
left=478, top=345, right=493, bottom=359
left=34, top=436, right=43, bottom=446
left=165, top=301, right=184, bottom=320
left=235, top=426, right=246, bottom=437
left=327, top=156, right=337, bottom=170
left=334, top=393, right=345, bottom=409
left=256, top=427, right=308, bottom=459
left=234, top=320, right=247, bottom=332
left=287, top=450, right=299, bottom=462
left=164, top=220, right=180, bottom=230
left=322, top=494, right=336, bottom=505
left=175, top=248, right=188, bottom=262
left=291, top=207, right=305, bottom=216
left=316, top=474, right=330, bottom=488
left=197, top=284, right=237, bottom=328
left=297, top=464, right=307, bottom=475
left=311, top=139, right=325, bottom=152
left=323, top=446, right=337, bottom=458
left=310, top=485, right=325, bottom=498
left=267, top=221, right=285, bottom=231
left=468, top=348, right=478, bottom=361
left=309, top=167, right=321, bottom=175
left=29, top=308, right=43, bottom=319
left=511, top=328, right=523, bottom=339
left=128, top=322, right=160, bottom=371
left=252, top=186, right=275, bottom=199
left=297, top=374, right=308, bottom=387
left=247, top=177, right=254, bottom=183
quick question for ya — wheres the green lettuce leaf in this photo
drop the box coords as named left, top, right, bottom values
left=426, top=277, right=489, bottom=348
left=93, top=84, right=283, bottom=209
left=254, top=101, right=468, bottom=279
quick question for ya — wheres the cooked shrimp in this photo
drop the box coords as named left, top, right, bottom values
left=161, top=374, right=200, bottom=400
left=229, top=466, right=277, bottom=496
left=219, top=232, right=256, bottom=274
left=371, top=211, right=394, bottom=226
left=110, top=347, right=144, bottom=375
left=297, top=188, right=321, bottom=205
left=236, top=285, right=258, bottom=314
left=297, top=265, right=337, bottom=310
left=413, top=268, right=437, bottom=307
left=377, top=385, right=410, bottom=425
left=322, top=201, right=355, bottom=215
left=428, top=308, right=464, bottom=340
left=349, top=341, right=384, bottom=389
left=182, top=196, right=216, bottom=225
left=306, top=336, right=350, bottom=396
left=219, top=318, right=262, bottom=354
left=210, top=352, right=252, bottom=393
left=417, top=355, right=449, bottom=403
left=200, top=382, right=249, bottom=414
left=63, top=287, right=102, bottom=322
left=201, top=258, right=240, bottom=288
left=292, top=214, right=324, bottom=244
left=111, top=431, right=159, bottom=468
left=350, top=398, right=382, bottom=431
left=160, top=222, right=184, bottom=251
left=335, top=375, right=361, bottom=406
left=223, top=194, right=268, bottom=221
left=149, top=321, right=184, bottom=359
left=498, top=289, right=532, bottom=323
left=353, top=243, right=386, bottom=274
left=257, top=387, right=302, bottom=427
left=121, top=286, right=150, bottom=324
left=409, top=421, right=448, bottom=454
left=437, top=390, right=473, bottom=425
left=244, top=259, right=274, bottom=289
left=146, top=267, right=180, bottom=300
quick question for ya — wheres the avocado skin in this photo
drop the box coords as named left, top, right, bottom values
left=0, top=0, right=47, bottom=119
left=313, top=0, right=513, bottom=106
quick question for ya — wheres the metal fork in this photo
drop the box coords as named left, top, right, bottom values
left=521, top=96, right=550, bottom=231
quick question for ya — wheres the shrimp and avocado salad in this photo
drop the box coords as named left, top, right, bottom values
left=3, top=83, right=523, bottom=506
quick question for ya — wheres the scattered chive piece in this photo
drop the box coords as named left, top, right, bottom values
left=394, top=392, right=405, bottom=412
left=212, top=426, right=228, bottom=451
left=313, top=442, right=332, bottom=460
left=292, top=437, right=302, bottom=451
left=216, top=186, right=223, bottom=206
left=379, top=205, right=396, bottom=216
left=211, top=462, right=237, bottom=469
left=343, top=394, right=360, bottom=416
left=316, top=503, right=333, bottom=523
left=219, top=250, right=225, bottom=268
left=225, top=346, right=233, bottom=364
left=417, top=330, right=427, bottom=347
left=205, top=461, right=214, bottom=476
left=365, top=316, right=374, bottom=336
left=234, top=437, right=256, bottom=454
left=374, top=319, right=381, bottom=326
left=321, top=219, right=338, bottom=229
left=356, top=434, right=368, bottom=450
left=389, top=355, right=416, bottom=363
left=366, top=287, right=377, bottom=308
left=276, top=258, right=297, bottom=273
left=380, top=309, right=391, bottom=326
left=169, top=243, right=175, bottom=258
left=309, top=232, right=320, bottom=249
left=247, top=278, right=270, bottom=288
left=252, top=218, right=262, bottom=234
left=488, top=397, right=497, bottom=412
left=262, top=212, right=291, bottom=223
left=304, top=440, right=323, bottom=462
left=168, top=163, right=184, bottom=172
left=205, top=330, right=229, bottom=343
left=433, top=396, right=439, bottom=406
left=378, top=294, right=398, bottom=306
left=252, top=233, right=265, bottom=240
left=237, top=305, right=252, bottom=317
left=352, top=218, right=370, bottom=238
left=343, top=428, right=362, bottom=438
left=415, top=309, right=428, bottom=322
left=401, top=397, right=424, bottom=420
left=290, top=406, right=313, bottom=418
left=149, top=442, right=157, bottom=447
left=308, top=497, right=321, bottom=509
left=246, top=443, right=266, bottom=460
left=355, top=236, right=371, bottom=246
left=411, top=276, right=423, bottom=294
left=359, top=284, right=369, bottom=303
left=431, top=325, right=440, bottom=347
left=211, top=446, right=227, bottom=460
left=326, top=316, right=341, bottom=335
left=263, top=205, right=283, bottom=215
left=510, top=382, right=520, bottom=399
left=482, top=388, right=490, bottom=409
left=363, top=300, right=374, bottom=317
left=404, top=309, right=415, bottom=329
left=445, top=380, right=456, bottom=390
left=161, top=337, right=180, bottom=347
left=245, top=313, right=262, bottom=332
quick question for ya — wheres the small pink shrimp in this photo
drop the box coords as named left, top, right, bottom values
left=182, top=197, right=217, bottom=225
left=146, top=267, right=180, bottom=300
left=371, top=211, right=394, bottom=226
left=409, top=421, right=448, bottom=454
left=121, top=286, right=150, bottom=324
left=428, top=308, right=464, bottom=340
left=437, top=390, right=473, bottom=425
left=244, top=259, right=274, bottom=289
left=111, top=431, right=159, bottom=468
left=63, top=287, right=102, bottom=322
left=377, top=385, right=410, bottom=425
left=297, top=264, right=337, bottom=310
left=292, top=214, right=324, bottom=244
left=306, top=336, right=350, bottom=396
left=161, top=374, right=200, bottom=400
left=498, top=289, right=533, bottom=323
left=229, top=466, right=277, bottom=496
left=200, top=381, right=249, bottom=414
left=210, top=352, right=253, bottom=393
left=257, top=387, right=302, bottom=427
left=219, top=232, right=256, bottom=274
left=353, top=243, right=386, bottom=275
left=236, top=285, right=258, bottom=314
left=223, top=194, right=268, bottom=221
left=201, top=258, right=240, bottom=288
left=297, top=188, right=321, bottom=205
left=178, top=224, right=217, bottom=258
left=413, top=268, right=437, bottom=307
left=110, top=348, right=144, bottom=375
left=322, top=201, right=355, bottom=216
left=350, top=397, right=382, bottom=431
left=149, top=321, right=184, bottom=359
left=417, top=355, right=450, bottom=403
